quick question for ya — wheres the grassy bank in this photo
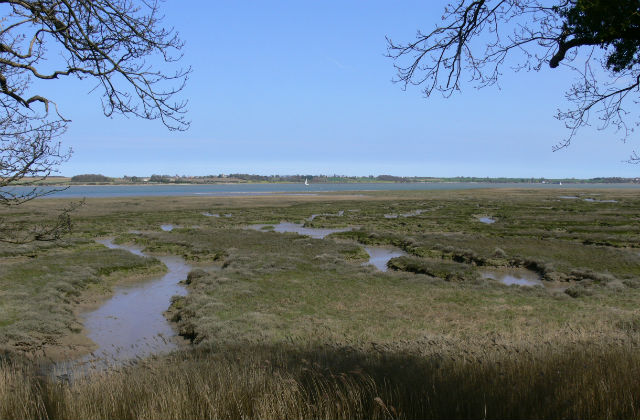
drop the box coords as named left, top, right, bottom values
left=1, top=189, right=640, bottom=418
left=0, top=239, right=165, bottom=359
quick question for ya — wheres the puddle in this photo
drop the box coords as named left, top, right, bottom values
left=202, top=212, right=220, bottom=217
left=559, top=195, right=579, bottom=199
left=481, top=269, right=542, bottom=287
left=160, top=224, right=175, bottom=231
left=478, top=217, right=496, bottom=224
left=401, top=209, right=426, bottom=217
left=70, top=239, right=190, bottom=370
left=247, top=221, right=351, bottom=239
left=384, top=214, right=398, bottom=219
left=584, top=198, right=618, bottom=203
left=223, top=213, right=232, bottom=218
left=363, top=246, right=407, bottom=272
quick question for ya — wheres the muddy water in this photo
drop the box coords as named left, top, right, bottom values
left=247, top=222, right=351, bottom=239
left=79, top=239, right=190, bottom=366
left=584, top=198, right=618, bottom=203
left=481, top=268, right=542, bottom=286
left=363, top=246, right=407, bottom=272
left=478, top=217, right=496, bottom=224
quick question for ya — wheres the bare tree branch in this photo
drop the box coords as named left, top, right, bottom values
left=387, top=0, right=640, bottom=156
left=0, top=0, right=190, bottom=243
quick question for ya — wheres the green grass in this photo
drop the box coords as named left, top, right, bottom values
left=2, top=189, right=640, bottom=418
left=0, top=242, right=164, bottom=353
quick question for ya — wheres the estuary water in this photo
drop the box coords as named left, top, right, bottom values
left=7, top=182, right=640, bottom=198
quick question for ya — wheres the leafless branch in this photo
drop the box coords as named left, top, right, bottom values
left=387, top=0, right=640, bottom=153
left=0, top=0, right=189, bottom=243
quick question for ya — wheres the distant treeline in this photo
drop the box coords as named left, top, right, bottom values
left=70, top=174, right=112, bottom=183
left=444, top=176, right=640, bottom=184
left=68, top=174, right=640, bottom=184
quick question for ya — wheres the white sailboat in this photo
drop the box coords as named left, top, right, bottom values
left=304, top=178, right=309, bottom=186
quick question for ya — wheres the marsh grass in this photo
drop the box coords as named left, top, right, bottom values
left=386, top=255, right=480, bottom=281
left=3, top=342, right=640, bottom=419
left=0, top=242, right=164, bottom=353
left=3, top=189, right=640, bottom=418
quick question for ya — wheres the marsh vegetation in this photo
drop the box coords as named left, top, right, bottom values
left=1, top=189, right=640, bottom=419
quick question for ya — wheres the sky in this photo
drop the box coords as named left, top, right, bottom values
left=37, top=1, right=640, bottom=178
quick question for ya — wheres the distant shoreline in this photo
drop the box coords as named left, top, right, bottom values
left=17, top=179, right=640, bottom=187
left=8, top=181, right=640, bottom=200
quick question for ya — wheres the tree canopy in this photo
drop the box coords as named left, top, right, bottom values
left=386, top=0, right=640, bottom=159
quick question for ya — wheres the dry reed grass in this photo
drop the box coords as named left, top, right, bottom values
left=3, top=342, right=640, bottom=419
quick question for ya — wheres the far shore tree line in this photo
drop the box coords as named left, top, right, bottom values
left=67, top=174, right=640, bottom=185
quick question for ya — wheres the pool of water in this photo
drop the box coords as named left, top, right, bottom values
left=247, top=221, right=351, bottom=239
left=481, top=269, right=543, bottom=286
left=478, top=217, right=496, bottom=224
left=584, top=198, right=618, bottom=203
left=160, top=224, right=175, bottom=231
left=363, top=246, right=407, bottom=271
left=75, top=239, right=190, bottom=368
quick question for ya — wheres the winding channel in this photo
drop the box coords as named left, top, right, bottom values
left=247, top=221, right=405, bottom=271
left=77, top=239, right=190, bottom=367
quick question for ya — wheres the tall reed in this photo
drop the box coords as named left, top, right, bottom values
left=3, top=342, right=640, bottom=419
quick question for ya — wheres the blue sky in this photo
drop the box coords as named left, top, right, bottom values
left=45, top=1, right=639, bottom=178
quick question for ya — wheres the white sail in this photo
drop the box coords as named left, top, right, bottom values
left=304, top=178, right=309, bottom=186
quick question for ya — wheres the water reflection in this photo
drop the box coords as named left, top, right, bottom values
left=478, top=217, right=496, bottom=224
left=363, top=246, right=406, bottom=272
left=247, top=221, right=351, bottom=239
left=481, top=269, right=542, bottom=286
left=65, top=239, right=190, bottom=372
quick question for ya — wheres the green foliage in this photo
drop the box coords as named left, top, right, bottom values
left=560, top=0, right=640, bottom=72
